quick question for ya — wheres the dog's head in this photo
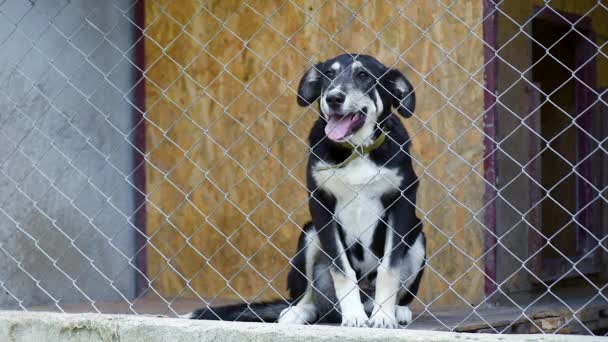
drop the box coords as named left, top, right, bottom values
left=297, top=54, right=415, bottom=144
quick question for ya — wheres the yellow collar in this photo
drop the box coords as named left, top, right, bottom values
left=318, top=132, right=387, bottom=170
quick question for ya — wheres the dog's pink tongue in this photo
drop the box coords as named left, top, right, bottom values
left=325, top=116, right=353, bottom=141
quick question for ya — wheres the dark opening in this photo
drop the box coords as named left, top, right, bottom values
left=531, top=19, right=581, bottom=261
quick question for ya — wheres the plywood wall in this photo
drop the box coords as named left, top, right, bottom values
left=143, top=0, right=487, bottom=307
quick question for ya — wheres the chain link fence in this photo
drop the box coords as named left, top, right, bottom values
left=0, top=0, right=606, bottom=336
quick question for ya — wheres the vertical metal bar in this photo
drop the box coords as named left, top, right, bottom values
left=132, top=0, right=148, bottom=297
left=482, top=0, right=498, bottom=302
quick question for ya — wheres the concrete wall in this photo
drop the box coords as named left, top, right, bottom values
left=0, top=0, right=137, bottom=308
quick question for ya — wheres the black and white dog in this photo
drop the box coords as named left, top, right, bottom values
left=187, top=54, right=426, bottom=329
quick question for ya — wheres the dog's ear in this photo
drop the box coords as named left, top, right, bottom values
left=297, top=64, right=322, bottom=107
left=381, top=69, right=416, bottom=118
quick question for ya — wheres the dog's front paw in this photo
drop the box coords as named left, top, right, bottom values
left=278, top=306, right=315, bottom=324
left=368, top=307, right=399, bottom=329
left=341, top=310, right=369, bottom=327
left=395, top=305, right=412, bottom=324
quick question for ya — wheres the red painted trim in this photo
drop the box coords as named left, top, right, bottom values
left=526, top=83, right=543, bottom=277
left=574, top=30, right=596, bottom=256
left=482, top=0, right=498, bottom=302
left=132, top=0, right=148, bottom=297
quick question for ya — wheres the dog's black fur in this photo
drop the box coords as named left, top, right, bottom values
left=189, top=54, right=425, bottom=328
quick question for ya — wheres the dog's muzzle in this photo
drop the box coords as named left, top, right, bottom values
left=324, top=108, right=367, bottom=141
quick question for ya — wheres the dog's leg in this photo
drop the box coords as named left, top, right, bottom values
left=329, top=230, right=368, bottom=327
left=369, top=267, right=401, bottom=328
left=395, top=232, right=426, bottom=325
left=279, top=229, right=320, bottom=324
left=309, top=190, right=368, bottom=327
left=368, top=222, right=401, bottom=329
left=363, top=298, right=374, bottom=314
left=369, top=193, right=421, bottom=329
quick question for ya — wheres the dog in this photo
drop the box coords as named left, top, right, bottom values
left=186, top=54, right=426, bottom=329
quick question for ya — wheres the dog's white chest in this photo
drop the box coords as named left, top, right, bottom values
left=312, top=157, right=402, bottom=250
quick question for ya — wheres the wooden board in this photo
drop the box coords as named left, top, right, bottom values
left=143, top=0, right=487, bottom=306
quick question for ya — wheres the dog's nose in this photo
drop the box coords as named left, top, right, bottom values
left=326, top=92, right=345, bottom=109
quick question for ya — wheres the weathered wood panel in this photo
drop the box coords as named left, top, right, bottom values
left=144, top=0, right=487, bottom=307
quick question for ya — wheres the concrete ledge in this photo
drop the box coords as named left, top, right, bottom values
left=0, top=311, right=604, bottom=342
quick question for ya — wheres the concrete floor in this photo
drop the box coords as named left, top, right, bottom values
left=25, top=293, right=608, bottom=334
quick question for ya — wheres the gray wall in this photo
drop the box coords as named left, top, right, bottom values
left=0, top=0, right=138, bottom=308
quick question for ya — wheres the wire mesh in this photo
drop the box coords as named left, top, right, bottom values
left=0, top=0, right=606, bottom=336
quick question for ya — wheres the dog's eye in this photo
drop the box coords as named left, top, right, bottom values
left=357, top=71, right=370, bottom=80
left=324, top=70, right=335, bottom=78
